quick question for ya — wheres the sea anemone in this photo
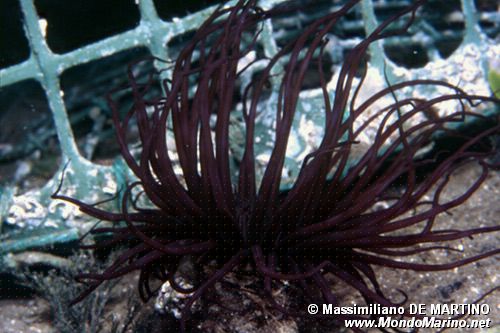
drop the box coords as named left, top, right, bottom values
left=53, top=0, right=499, bottom=331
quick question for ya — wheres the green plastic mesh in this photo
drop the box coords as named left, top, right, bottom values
left=0, top=0, right=498, bottom=261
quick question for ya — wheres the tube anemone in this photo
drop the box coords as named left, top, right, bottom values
left=53, top=0, right=499, bottom=331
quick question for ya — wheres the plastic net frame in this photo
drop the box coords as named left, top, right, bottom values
left=0, top=0, right=498, bottom=257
